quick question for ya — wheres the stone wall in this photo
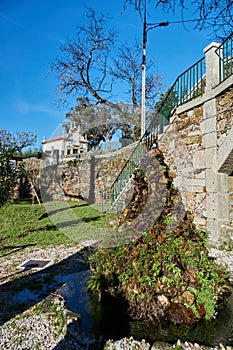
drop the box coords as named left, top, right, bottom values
left=158, top=42, right=233, bottom=247
left=159, top=107, right=206, bottom=230
left=18, top=142, right=138, bottom=206
left=14, top=157, right=40, bottom=200
left=216, top=87, right=233, bottom=141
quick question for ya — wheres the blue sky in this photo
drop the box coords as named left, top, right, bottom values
left=0, top=0, right=217, bottom=149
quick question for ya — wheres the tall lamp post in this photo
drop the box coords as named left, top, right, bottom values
left=141, top=9, right=169, bottom=137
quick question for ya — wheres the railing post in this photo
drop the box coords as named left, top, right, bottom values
left=204, top=42, right=220, bottom=90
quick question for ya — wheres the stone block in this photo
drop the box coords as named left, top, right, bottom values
left=206, top=193, right=218, bottom=219
left=193, top=185, right=206, bottom=193
left=229, top=176, right=233, bottom=192
left=217, top=128, right=233, bottom=174
left=217, top=173, right=229, bottom=193
left=201, top=116, right=217, bottom=134
left=184, top=178, right=206, bottom=188
left=205, top=169, right=217, bottom=192
left=188, top=130, right=201, bottom=137
left=193, top=150, right=205, bottom=170
left=203, top=99, right=217, bottom=120
left=187, top=110, right=194, bottom=118
left=218, top=148, right=233, bottom=174
left=196, top=192, right=206, bottom=205
left=169, top=140, right=175, bottom=149
left=194, top=170, right=206, bottom=179
left=220, top=224, right=233, bottom=250
left=204, top=147, right=217, bottom=169
left=202, top=132, right=217, bottom=149
left=184, top=135, right=201, bottom=145
left=193, top=106, right=203, bottom=118
left=207, top=218, right=220, bottom=246
left=193, top=215, right=207, bottom=228
left=217, top=118, right=227, bottom=133
left=217, top=193, right=229, bottom=219
left=204, top=43, right=220, bottom=91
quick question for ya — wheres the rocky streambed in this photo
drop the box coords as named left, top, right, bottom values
left=0, top=244, right=233, bottom=349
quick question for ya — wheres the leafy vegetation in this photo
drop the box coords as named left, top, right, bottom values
left=89, top=149, right=230, bottom=324
left=0, top=128, right=36, bottom=206
left=22, top=147, right=43, bottom=159
left=89, top=219, right=229, bottom=323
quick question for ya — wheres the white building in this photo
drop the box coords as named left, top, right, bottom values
left=42, top=122, right=88, bottom=164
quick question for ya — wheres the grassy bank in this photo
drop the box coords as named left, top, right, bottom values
left=0, top=200, right=113, bottom=257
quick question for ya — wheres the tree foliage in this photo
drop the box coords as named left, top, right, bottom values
left=22, top=147, right=43, bottom=159
left=63, top=99, right=141, bottom=149
left=0, top=129, right=36, bottom=206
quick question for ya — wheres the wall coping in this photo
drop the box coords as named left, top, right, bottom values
left=87, top=141, right=139, bottom=159
left=203, top=42, right=220, bottom=53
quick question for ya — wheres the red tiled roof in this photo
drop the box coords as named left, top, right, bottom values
left=42, top=136, right=70, bottom=144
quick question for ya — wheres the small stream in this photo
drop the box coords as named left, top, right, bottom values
left=53, top=270, right=233, bottom=347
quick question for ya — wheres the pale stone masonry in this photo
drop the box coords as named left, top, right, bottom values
left=27, top=142, right=138, bottom=205
left=158, top=42, right=233, bottom=247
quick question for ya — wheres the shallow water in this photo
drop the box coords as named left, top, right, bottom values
left=55, top=270, right=233, bottom=346
left=13, top=288, right=40, bottom=303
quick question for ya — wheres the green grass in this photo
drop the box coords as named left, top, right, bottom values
left=0, top=199, right=114, bottom=257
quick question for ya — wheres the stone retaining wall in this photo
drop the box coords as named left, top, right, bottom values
left=159, top=107, right=206, bottom=230
left=158, top=42, right=233, bottom=247
left=216, top=87, right=233, bottom=141
left=17, top=143, right=138, bottom=205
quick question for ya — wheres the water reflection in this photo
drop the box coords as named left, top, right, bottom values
left=56, top=270, right=233, bottom=346
left=55, top=270, right=131, bottom=339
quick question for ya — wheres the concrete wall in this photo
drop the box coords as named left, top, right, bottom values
left=158, top=42, right=233, bottom=247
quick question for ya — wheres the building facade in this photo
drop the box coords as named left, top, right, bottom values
left=42, top=122, right=88, bottom=164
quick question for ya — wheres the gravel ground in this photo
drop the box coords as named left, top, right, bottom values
left=0, top=244, right=233, bottom=350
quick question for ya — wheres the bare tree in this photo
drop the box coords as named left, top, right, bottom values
left=51, top=8, right=117, bottom=109
left=51, top=7, right=164, bottom=140
left=124, top=0, right=233, bottom=36
left=111, top=39, right=163, bottom=108
left=51, top=7, right=163, bottom=110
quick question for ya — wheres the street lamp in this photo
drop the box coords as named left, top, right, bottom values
left=141, top=11, right=169, bottom=137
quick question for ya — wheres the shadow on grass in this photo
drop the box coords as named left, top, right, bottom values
left=29, top=225, right=58, bottom=232
left=55, top=217, right=102, bottom=227
left=81, top=216, right=102, bottom=223
left=29, top=216, right=102, bottom=234
left=38, top=204, right=88, bottom=220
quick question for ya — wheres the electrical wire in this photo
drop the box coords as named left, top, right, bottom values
left=147, top=16, right=232, bottom=26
